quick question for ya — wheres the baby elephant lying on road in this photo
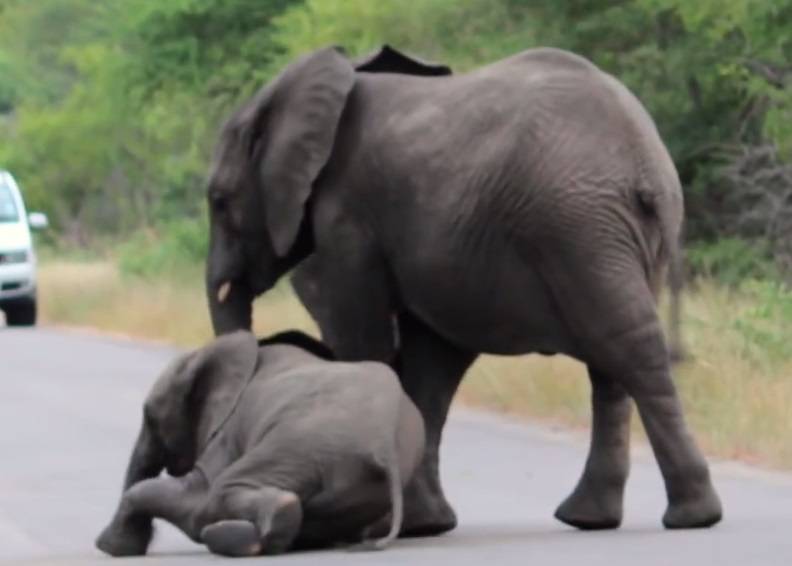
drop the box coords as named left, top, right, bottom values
left=96, top=330, right=425, bottom=557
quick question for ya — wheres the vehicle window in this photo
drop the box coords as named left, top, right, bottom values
left=0, top=179, right=20, bottom=222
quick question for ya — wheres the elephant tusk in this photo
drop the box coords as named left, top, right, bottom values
left=217, top=281, right=232, bottom=304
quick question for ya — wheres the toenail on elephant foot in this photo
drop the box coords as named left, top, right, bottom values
left=663, top=488, right=723, bottom=529
left=258, top=493, right=302, bottom=555
left=554, top=484, right=624, bottom=530
left=202, top=520, right=262, bottom=557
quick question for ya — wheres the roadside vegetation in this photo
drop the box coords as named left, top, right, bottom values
left=2, top=1, right=790, bottom=467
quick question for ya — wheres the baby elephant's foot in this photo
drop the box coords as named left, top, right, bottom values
left=95, top=519, right=153, bottom=557
left=554, top=479, right=624, bottom=530
left=202, top=520, right=261, bottom=557
left=257, top=492, right=302, bottom=555
left=95, top=501, right=153, bottom=557
left=96, top=526, right=151, bottom=557
left=201, top=491, right=302, bottom=557
left=663, top=483, right=722, bottom=529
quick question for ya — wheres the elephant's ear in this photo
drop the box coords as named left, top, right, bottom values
left=258, top=330, right=336, bottom=361
left=253, top=47, right=355, bottom=257
left=147, top=331, right=259, bottom=450
left=354, top=45, right=452, bottom=76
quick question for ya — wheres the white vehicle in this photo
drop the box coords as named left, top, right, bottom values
left=0, top=170, right=48, bottom=326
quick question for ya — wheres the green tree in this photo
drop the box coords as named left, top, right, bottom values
left=0, top=0, right=789, bottom=273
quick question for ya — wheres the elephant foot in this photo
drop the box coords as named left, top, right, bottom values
left=202, top=493, right=302, bottom=556
left=202, top=520, right=261, bottom=557
left=95, top=503, right=153, bottom=557
left=554, top=480, right=624, bottom=530
left=95, top=521, right=153, bottom=557
left=663, top=485, right=722, bottom=529
left=258, top=493, right=303, bottom=554
left=400, top=486, right=458, bottom=537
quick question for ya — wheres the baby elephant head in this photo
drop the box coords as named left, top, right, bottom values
left=122, top=331, right=259, bottom=489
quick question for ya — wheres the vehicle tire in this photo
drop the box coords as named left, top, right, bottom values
left=4, top=298, right=37, bottom=326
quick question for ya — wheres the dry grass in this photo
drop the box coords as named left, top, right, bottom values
left=38, top=260, right=792, bottom=469
left=460, top=281, right=792, bottom=468
left=38, top=260, right=317, bottom=347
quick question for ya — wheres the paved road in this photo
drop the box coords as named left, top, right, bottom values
left=1, top=328, right=791, bottom=565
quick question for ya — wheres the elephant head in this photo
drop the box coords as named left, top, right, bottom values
left=205, top=45, right=451, bottom=335
left=122, top=331, right=259, bottom=489
left=205, top=46, right=355, bottom=334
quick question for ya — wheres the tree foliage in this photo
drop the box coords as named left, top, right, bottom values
left=0, top=0, right=789, bottom=271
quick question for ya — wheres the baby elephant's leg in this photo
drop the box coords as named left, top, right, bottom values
left=96, top=471, right=209, bottom=556
left=201, top=486, right=303, bottom=557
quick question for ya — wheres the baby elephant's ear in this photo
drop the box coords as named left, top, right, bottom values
left=149, top=331, right=259, bottom=451
left=190, top=331, right=259, bottom=443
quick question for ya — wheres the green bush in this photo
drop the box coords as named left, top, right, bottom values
left=117, top=217, right=208, bottom=280
left=730, top=279, right=792, bottom=366
left=687, top=238, right=778, bottom=287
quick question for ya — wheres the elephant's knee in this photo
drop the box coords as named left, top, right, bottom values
left=121, top=482, right=150, bottom=513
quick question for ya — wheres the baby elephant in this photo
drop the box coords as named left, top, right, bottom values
left=96, top=330, right=425, bottom=557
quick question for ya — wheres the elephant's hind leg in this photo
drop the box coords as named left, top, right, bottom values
left=546, top=255, right=721, bottom=529
left=555, top=368, right=631, bottom=529
left=201, top=486, right=302, bottom=557
left=201, top=453, right=305, bottom=556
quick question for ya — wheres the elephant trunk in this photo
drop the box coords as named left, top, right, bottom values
left=123, top=421, right=166, bottom=491
left=206, top=224, right=255, bottom=335
left=207, top=276, right=254, bottom=335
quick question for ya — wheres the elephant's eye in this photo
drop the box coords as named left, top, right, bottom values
left=210, top=193, right=228, bottom=214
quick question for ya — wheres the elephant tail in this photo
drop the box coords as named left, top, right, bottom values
left=355, top=448, right=403, bottom=551
left=656, top=179, right=687, bottom=362
left=666, top=223, right=687, bottom=362
left=636, top=160, right=687, bottom=361
left=380, top=454, right=404, bottom=549
left=618, top=71, right=688, bottom=361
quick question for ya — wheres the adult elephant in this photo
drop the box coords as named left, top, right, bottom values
left=205, top=45, right=721, bottom=536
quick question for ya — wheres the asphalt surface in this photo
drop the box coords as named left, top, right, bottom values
left=1, top=327, right=791, bottom=565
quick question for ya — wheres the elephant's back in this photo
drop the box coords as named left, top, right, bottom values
left=472, top=46, right=600, bottom=78
left=357, top=48, right=666, bottom=192
left=241, top=362, right=404, bottom=442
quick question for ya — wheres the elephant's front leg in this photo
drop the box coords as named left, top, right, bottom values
left=395, top=312, right=477, bottom=536
left=294, top=248, right=475, bottom=536
left=96, top=471, right=209, bottom=556
left=555, top=368, right=631, bottom=529
left=291, top=250, right=396, bottom=363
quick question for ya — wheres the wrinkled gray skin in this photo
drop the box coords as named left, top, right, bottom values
left=205, top=45, right=721, bottom=536
left=96, top=331, right=425, bottom=557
